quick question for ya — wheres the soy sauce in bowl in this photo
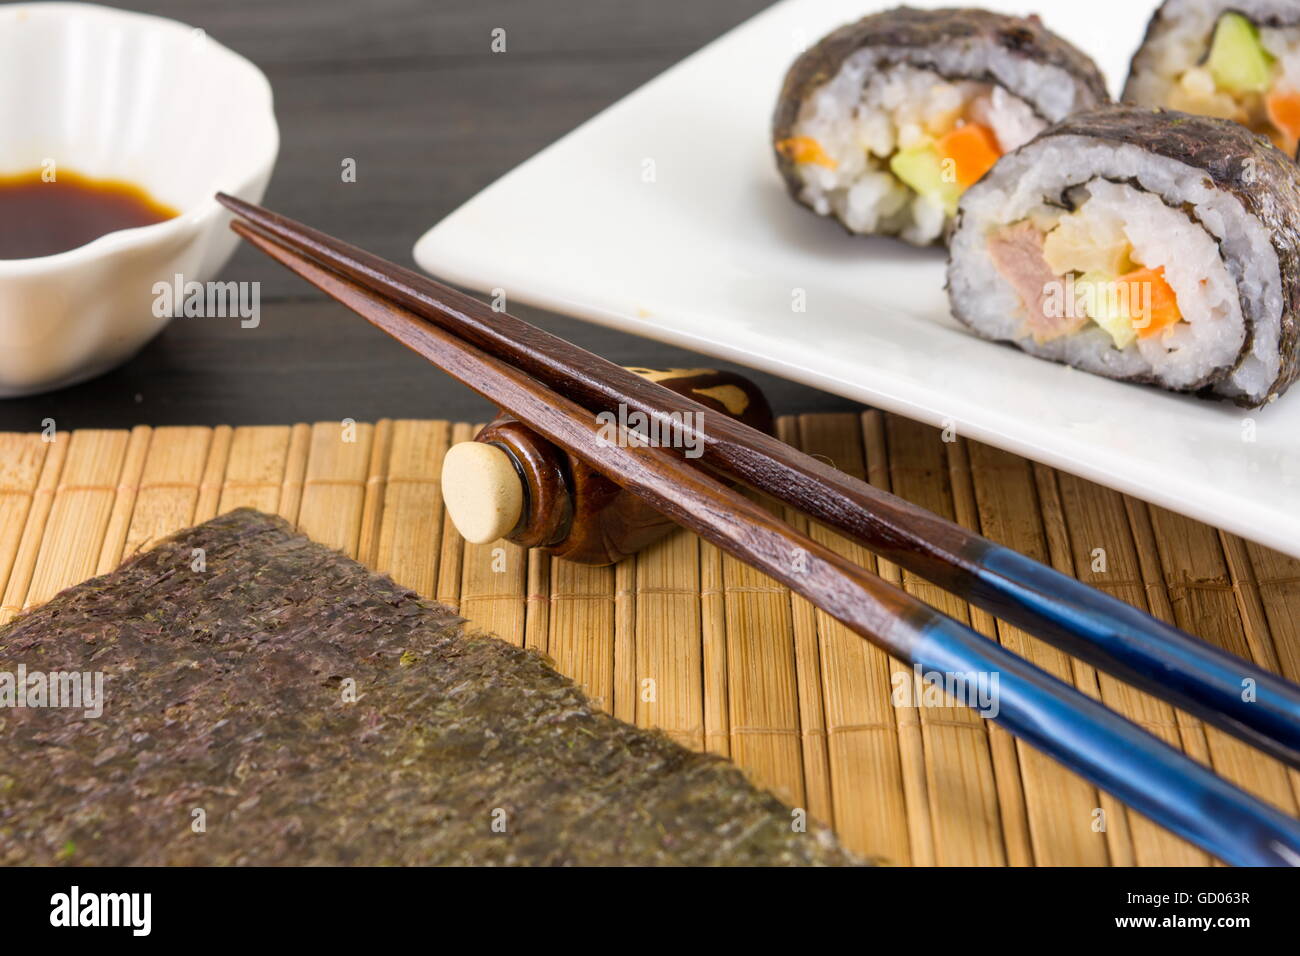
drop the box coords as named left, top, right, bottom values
left=0, top=170, right=178, bottom=260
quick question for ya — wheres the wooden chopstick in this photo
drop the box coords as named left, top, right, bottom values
left=214, top=192, right=1300, bottom=771
left=226, top=213, right=1300, bottom=866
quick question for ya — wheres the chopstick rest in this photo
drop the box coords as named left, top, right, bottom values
left=443, top=367, right=774, bottom=564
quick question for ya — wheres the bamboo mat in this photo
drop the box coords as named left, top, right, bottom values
left=2, top=413, right=1298, bottom=867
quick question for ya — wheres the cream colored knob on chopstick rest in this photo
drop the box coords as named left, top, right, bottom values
left=441, top=441, right=525, bottom=545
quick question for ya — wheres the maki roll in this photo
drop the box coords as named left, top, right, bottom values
left=772, top=7, right=1108, bottom=245
left=947, top=106, right=1300, bottom=407
left=1125, top=1, right=1300, bottom=156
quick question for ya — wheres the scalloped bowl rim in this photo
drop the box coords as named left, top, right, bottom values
left=0, top=2, right=279, bottom=277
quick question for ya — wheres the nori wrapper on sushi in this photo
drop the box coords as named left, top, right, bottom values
left=0, top=509, right=862, bottom=866
left=971, top=106, right=1300, bottom=405
left=772, top=7, right=1110, bottom=208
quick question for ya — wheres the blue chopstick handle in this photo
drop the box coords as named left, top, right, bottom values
left=971, top=544, right=1300, bottom=769
left=912, top=614, right=1300, bottom=867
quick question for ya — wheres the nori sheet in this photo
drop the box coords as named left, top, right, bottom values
left=772, top=6, right=1110, bottom=237
left=0, top=508, right=862, bottom=866
left=960, top=105, right=1300, bottom=406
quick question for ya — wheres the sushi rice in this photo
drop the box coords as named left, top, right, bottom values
left=789, top=62, right=1047, bottom=244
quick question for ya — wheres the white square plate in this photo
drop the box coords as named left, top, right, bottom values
left=415, top=0, right=1300, bottom=558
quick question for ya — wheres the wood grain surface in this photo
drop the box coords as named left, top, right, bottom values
left=3, top=412, right=1298, bottom=866
left=0, top=0, right=855, bottom=431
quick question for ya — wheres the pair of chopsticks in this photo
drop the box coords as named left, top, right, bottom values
left=217, top=193, right=1300, bottom=866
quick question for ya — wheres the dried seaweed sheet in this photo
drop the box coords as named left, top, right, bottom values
left=0, top=508, right=861, bottom=866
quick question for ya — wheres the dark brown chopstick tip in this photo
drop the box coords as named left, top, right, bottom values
left=215, top=191, right=244, bottom=211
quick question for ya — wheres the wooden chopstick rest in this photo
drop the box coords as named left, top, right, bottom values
left=442, top=368, right=774, bottom=564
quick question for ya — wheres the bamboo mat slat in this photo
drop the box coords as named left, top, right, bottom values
left=880, top=417, right=1006, bottom=866
left=718, top=488, right=806, bottom=811
left=435, top=422, right=474, bottom=617
left=0, top=435, right=66, bottom=627
left=963, top=440, right=1110, bottom=866
left=700, top=539, right=731, bottom=758
left=1144, top=506, right=1299, bottom=817
left=862, top=412, right=938, bottom=866
left=548, top=557, right=616, bottom=713
left=24, top=429, right=133, bottom=611
left=2, top=411, right=1297, bottom=867
left=632, top=527, right=706, bottom=750
left=943, top=435, right=1037, bottom=867
left=787, top=414, right=910, bottom=864
left=774, top=418, right=833, bottom=833
left=1053, top=470, right=1208, bottom=866
left=298, top=421, right=374, bottom=558
left=0, top=434, right=49, bottom=624
left=612, top=557, right=637, bottom=726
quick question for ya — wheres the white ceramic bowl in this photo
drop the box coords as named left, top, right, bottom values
left=0, top=2, right=278, bottom=396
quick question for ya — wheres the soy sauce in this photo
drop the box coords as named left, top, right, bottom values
left=0, top=170, right=178, bottom=260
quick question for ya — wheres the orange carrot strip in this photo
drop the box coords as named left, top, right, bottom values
left=1119, top=266, right=1182, bottom=338
left=775, top=136, right=837, bottom=169
left=936, top=123, right=1001, bottom=187
left=1267, top=89, right=1300, bottom=144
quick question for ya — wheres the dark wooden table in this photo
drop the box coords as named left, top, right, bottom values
left=0, top=0, right=865, bottom=431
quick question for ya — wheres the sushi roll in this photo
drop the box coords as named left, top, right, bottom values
left=1125, top=1, right=1300, bottom=156
left=772, top=7, right=1108, bottom=245
left=946, top=106, right=1300, bottom=407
